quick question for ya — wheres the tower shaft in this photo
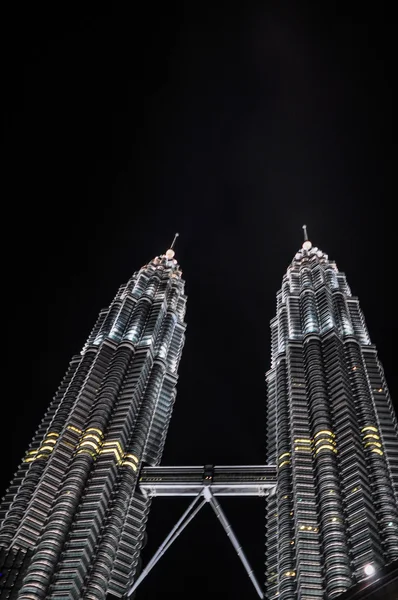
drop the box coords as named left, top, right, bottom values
left=0, top=250, right=186, bottom=599
left=265, top=239, right=398, bottom=599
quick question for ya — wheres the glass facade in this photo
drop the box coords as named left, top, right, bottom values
left=265, top=240, right=398, bottom=599
left=0, top=248, right=187, bottom=599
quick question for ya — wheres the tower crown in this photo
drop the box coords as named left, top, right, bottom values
left=292, top=226, right=327, bottom=263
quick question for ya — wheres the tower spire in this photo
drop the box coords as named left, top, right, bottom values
left=301, top=224, right=312, bottom=250
left=165, top=233, right=179, bottom=259
left=170, top=232, right=179, bottom=250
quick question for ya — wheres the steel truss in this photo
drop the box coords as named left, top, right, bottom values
left=127, top=464, right=277, bottom=598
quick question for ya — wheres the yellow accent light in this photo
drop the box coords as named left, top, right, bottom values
left=361, top=426, right=378, bottom=433
left=101, top=445, right=122, bottom=454
left=294, top=439, right=311, bottom=444
left=103, top=440, right=124, bottom=453
left=83, top=433, right=102, bottom=443
left=67, top=425, right=83, bottom=434
left=76, top=448, right=97, bottom=459
left=314, top=430, right=335, bottom=438
left=315, top=445, right=337, bottom=454
left=24, top=432, right=60, bottom=462
left=79, top=440, right=100, bottom=450
left=285, top=571, right=296, bottom=577
left=122, top=460, right=138, bottom=471
left=363, top=434, right=380, bottom=440
left=365, top=441, right=382, bottom=449
left=125, top=453, right=139, bottom=463
left=314, top=437, right=335, bottom=446
left=86, top=428, right=103, bottom=436
left=279, top=452, right=291, bottom=460
left=101, top=448, right=122, bottom=462
left=295, top=446, right=312, bottom=452
left=279, top=461, right=291, bottom=468
left=371, top=448, right=384, bottom=455
left=299, top=525, right=317, bottom=532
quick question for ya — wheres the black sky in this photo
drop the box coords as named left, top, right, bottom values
left=3, top=4, right=396, bottom=598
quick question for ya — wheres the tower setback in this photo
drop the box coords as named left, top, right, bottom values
left=0, top=241, right=186, bottom=599
left=265, top=229, right=398, bottom=599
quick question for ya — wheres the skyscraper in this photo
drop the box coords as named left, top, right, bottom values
left=265, top=227, right=398, bottom=600
left=0, top=237, right=187, bottom=600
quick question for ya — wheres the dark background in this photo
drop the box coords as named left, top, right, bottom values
left=2, top=3, right=396, bottom=598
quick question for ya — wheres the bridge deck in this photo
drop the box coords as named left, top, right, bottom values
left=138, top=464, right=277, bottom=497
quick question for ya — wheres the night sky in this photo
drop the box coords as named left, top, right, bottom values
left=3, top=4, right=396, bottom=599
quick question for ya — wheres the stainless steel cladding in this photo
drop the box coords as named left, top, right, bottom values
left=0, top=246, right=187, bottom=600
left=265, top=238, right=398, bottom=600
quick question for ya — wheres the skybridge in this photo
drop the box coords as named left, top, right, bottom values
left=138, top=464, right=277, bottom=497
left=127, top=464, right=277, bottom=599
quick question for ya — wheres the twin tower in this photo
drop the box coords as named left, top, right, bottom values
left=1, top=230, right=398, bottom=599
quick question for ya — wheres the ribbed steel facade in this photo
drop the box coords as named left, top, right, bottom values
left=265, top=240, right=398, bottom=600
left=0, top=249, right=186, bottom=599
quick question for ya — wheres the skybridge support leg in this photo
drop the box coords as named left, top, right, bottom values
left=127, top=492, right=206, bottom=597
left=203, top=487, right=264, bottom=599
